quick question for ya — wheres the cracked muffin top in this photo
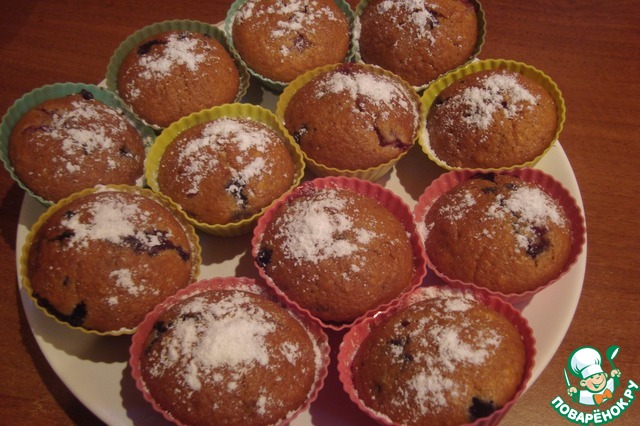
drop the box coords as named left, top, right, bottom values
left=282, top=62, right=420, bottom=172
left=230, top=0, right=351, bottom=84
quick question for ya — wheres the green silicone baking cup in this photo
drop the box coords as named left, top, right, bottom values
left=352, top=0, right=486, bottom=92
left=419, top=58, right=567, bottom=172
left=105, top=19, right=250, bottom=130
left=224, top=0, right=356, bottom=92
left=0, top=82, right=156, bottom=206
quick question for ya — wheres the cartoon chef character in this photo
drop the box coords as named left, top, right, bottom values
left=566, top=346, right=621, bottom=406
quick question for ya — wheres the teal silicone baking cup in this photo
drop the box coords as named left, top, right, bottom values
left=0, top=82, right=156, bottom=206
left=224, top=0, right=356, bottom=92
left=105, top=19, right=250, bottom=130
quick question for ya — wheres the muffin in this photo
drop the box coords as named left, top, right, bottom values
left=420, top=173, right=572, bottom=295
left=133, top=280, right=329, bottom=426
left=253, top=177, right=425, bottom=328
left=155, top=113, right=298, bottom=228
left=355, top=0, right=481, bottom=88
left=7, top=89, right=146, bottom=203
left=425, top=68, right=558, bottom=169
left=346, top=286, right=529, bottom=425
left=22, top=185, right=200, bottom=334
left=280, top=62, right=421, bottom=176
left=229, top=0, right=352, bottom=86
left=117, top=29, right=241, bottom=128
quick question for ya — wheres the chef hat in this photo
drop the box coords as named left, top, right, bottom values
left=569, top=347, right=604, bottom=379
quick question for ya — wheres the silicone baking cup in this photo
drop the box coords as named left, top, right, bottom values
left=275, top=62, right=425, bottom=181
left=0, top=82, right=155, bottom=207
left=352, top=0, right=486, bottom=92
left=129, top=276, right=331, bottom=426
left=224, top=0, right=356, bottom=91
left=413, top=168, right=586, bottom=303
left=251, top=176, right=428, bottom=331
left=420, top=58, right=567, bottom=171
left=19, top=184, right=201, bottom=336
left=338, top=284, right=536, bottom=426
left=105, top=19, right=250, bottom=130
left=145, top=102, right=306, bottom=237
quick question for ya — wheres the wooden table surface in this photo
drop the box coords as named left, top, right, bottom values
left=1, top=1, right=639, bottom=424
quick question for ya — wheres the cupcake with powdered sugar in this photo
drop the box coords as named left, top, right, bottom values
left=20, top=185, right=201, bottom=335
left=107, top=20, right=249, bottom=129
left=413, top=168, right=585, bottom=301
left=252, top=176, right=427, bottom=330
left=226, top=0, right=354, bottom=90
left=146, top=103, right=305, bottom=237
left=339, top=285, right=535, bottom=425
left=421, top=59, right=565, bottom=171
left=130, top=277, right=330, bottom=426
left=277, top=62, right=423, bottom=181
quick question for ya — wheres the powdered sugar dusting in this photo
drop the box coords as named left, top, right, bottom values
left=427, top=179, right=566, bottom=252
left=29, top=98, right=138, bottom=178
left=316, top=70, right=416, bottom=121
left=271, top=189, right=379, bottom=265
left=138, top=32, right=211, bottom=80
left=375, top=0, right=440, bottom=44
left=169, top=118, right=282, bottom=200
left=388, top=288, right=504, bottom=418
left=144, top=290, right=325, bottom=420
left=59, top=193, right=167, bottom=250
left=452, top=72, right=539, bottom=130
left=234, top=0, right=341, bottom=56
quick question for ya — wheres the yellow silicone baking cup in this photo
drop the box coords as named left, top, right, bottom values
left=419, top=58, right=567, bottom=172
left=145, top=103, right=306, bottom=237
left=353, top=0, right=486, bottom=92
left=275, top=62, right=425, bottom=182
left=0, top=82, right=156, bottom=207
left=19, top=184, right=202, bottom=336
left=224, top=0, right=356, bottom=92
left=105, top=19, right=250, bottom=130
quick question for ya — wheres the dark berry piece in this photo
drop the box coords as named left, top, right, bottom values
left=374, top=126, right=411, bottom=151
left=33, top=292, right=87, bottom=327
left=137, top=39, right=164, bottom=55
left=526, top=226, right=550, bottom=258
left=121, top=230, right=190, bottom=261
left=79, top=89, right=94, bottom=100
left=226, top=179, right=248, bottom=208
left=50, top=229, right=75, bottom=243
left=292, top=126, right=308, bottom=144
left=256, top=247, right=272, bottom=268
left=472, top=172, right=496, bottom=182
left=468, top=397, right=496, bottom=420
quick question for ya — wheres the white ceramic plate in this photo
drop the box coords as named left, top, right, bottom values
left=15, top=81, right=586, bottom=425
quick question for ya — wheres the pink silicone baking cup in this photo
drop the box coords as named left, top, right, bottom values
left=337, top=284, right=537, bottom=426
left=129, top=276, right=331, bottom=426
left=413, top=168, right=586, bottom=303
left=251, top=176, right=428, bottom=331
